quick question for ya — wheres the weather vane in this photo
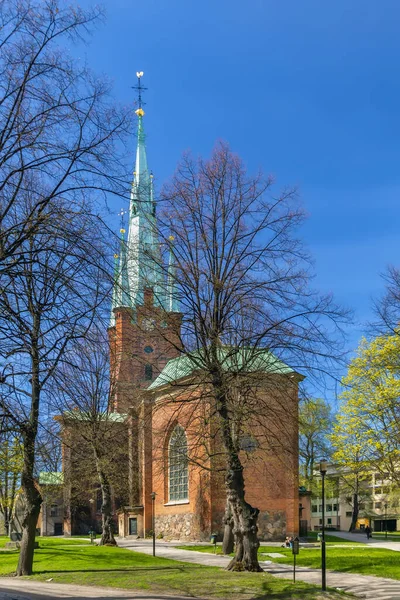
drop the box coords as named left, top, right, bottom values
left=118, top=208, right=127, bottom=232
left=132, top=71, right=147, bottom=112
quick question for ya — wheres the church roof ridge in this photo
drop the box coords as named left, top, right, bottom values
left=60, top=410, right=127, bottom=422
left=39, top=471, right=64, bottom=485
left=148, top=346, right=298, bottom=390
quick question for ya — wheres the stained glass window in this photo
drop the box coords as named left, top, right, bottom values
left=168, top=425, right=188, bottom=502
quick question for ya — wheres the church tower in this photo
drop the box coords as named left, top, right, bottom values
left=108, top=73, right=182, bottom=414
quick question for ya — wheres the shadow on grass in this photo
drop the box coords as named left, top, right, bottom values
left=35, top=565, right=201, bottom=575
left=0, top=590, right=179, bottom=600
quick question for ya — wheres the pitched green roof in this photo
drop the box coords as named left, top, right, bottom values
left=61, top=411, right=127, bottom=422
left=148, top=347, right=296, bottom=391
left=39, top=472, right=63, bottom=485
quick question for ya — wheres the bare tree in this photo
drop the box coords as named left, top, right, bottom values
left=0, top=0, right=132, bottom=575
left=372, top=266, right=400, bottom=335
left=54, top=330, right=130, bottom=546
left=0, top=197, right=112, bottom=574
left=0, top=0, right=130, bottom=281
left=154, top=142, right=348, bottom=571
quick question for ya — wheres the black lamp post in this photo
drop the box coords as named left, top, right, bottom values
left=320, top=460, right=328, bottom=592
left=151, top=492, right=156, bottom=556
left=385, top=502, right=388, bottom=540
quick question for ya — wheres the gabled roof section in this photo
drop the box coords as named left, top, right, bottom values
left=61, top=411, right=127, bottom=422
left=39, top=472, right=63, bottom=485
left=148, top=346, right=298, bottom=390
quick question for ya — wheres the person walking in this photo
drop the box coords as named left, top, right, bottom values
left=365, top=525, right=372, bottom=539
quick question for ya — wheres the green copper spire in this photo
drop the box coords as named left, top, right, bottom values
left=126, top=73, right=166, bottom=310
left=165, top=236, right=180, bottom=313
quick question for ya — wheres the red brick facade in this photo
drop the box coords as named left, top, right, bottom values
left=108, top=297, right=300, bottom=542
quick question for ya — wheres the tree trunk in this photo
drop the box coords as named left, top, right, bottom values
left=226, top=480, right=261, bottom=572
left=349, top=492, right=359, bottom=532
left=16, top=461, right=42, bottom=574
left=94, top=449, right=117, bottom=546
left=213, top=381, right=262, bottom=572
left=222, top=499, right=234, bottom=555
left=16, top=348, right=42, bottom=576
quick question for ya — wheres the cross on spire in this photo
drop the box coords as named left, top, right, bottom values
left=118, top=208, right=127, bottom=231
left=132, top=71, right=147, bottom=111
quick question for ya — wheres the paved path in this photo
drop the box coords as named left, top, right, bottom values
left=117, top=538, right=400, bottom=599
left=0, top=578, right=194, bottom=600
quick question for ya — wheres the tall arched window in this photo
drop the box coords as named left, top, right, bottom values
left=144, top=364, right=153, bottom=380
left=168, top=425, right=188, bottom=502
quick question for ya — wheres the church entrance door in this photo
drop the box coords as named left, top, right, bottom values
left=129, top=517, right=137, bottom=536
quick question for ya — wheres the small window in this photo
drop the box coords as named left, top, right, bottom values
left=319, top=504, right=323, bottom=512
left=375, top=502, right=382, bottom=509
left=145, top=364, right=153, bottom=380
left=312, top=505, right=318, bottom=513
left=144, top=346, right=154, bottom=354
left=327, top=518, right=332, bottom=525
left=346, top=511, right=352, bottom=517
left=326, top=504, right=332, bottom=512
left=50, top=504, right=58, bottom=517
left=319, top=518, right=322, bottom=525
left=333, top=504, right=338, bottom=512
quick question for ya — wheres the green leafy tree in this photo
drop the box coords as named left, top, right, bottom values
left=338, top=333, right=400, bottom=487
left=0, top=430, right=22, bottom=534
left=299, top=398, right=332, bottom=488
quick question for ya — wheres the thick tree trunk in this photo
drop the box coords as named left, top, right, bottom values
left=16, top=348, right=42, bottom=576
left=16, top=449, right=42, bottom=575
left=213, top=379, right=262, bottom=572
left=94, top=449, right=117, bottom=546
left=226, top=472, right=262, bottom=572
left=222, top=500, right=234, bottom=555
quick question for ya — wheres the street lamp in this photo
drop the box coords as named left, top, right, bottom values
left=384, top=502, right=388, bottom=540
left=319, top=459, right=328, bottom=592
left=151, top=492, right=156, bottom=557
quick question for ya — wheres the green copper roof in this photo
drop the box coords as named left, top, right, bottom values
left=62, top=411, right=127, bottom=422
left=39, top=472, right=63, bottom=485
left=148, top=347, right=296, bottom=390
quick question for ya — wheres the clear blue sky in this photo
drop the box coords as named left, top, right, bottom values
left=77, top=0, right=400, bottom=356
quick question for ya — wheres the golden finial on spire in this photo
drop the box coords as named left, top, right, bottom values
left=114, top=253, right=119, bottom=259
left=135, top=108, right=145, bottom=117
left=169, top=235, right=175, bottom=241
left=120, top=228, right=126, bottom=234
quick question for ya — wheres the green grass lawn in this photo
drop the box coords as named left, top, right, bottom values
left=268, top=546, right=400, bottom=580
left=306, top=532, right=363, bottom=544
left=0, top=536, right=342, bottom=599
left=178, top=541, right=400, bottom=581
left=0, top=536, right=89, bottom=549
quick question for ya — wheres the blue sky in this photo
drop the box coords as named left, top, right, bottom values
left=76, top=0, right=400, bottom=358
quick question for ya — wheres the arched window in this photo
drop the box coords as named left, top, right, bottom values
left=144, top=364, right=153, bottom=380
left=168, top=425, right=188, bottom=502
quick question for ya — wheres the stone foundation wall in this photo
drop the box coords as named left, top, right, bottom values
left=258, top=510, right=286, bottom=541
left=155, top=512, right=199, bottom=540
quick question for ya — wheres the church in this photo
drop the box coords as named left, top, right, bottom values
left=65, top=75, right=301, bottom=542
